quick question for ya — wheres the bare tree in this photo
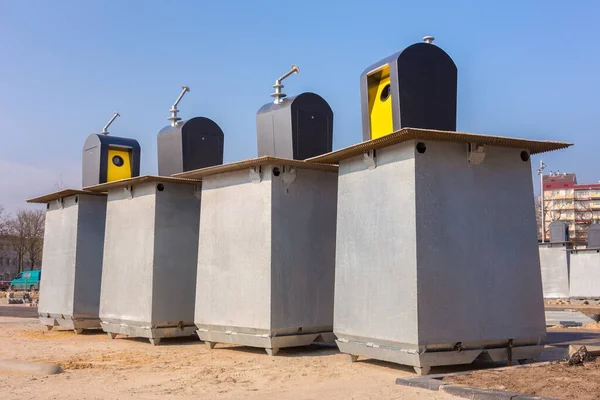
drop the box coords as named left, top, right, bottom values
left=0, top=205, right=8, bottom=235
left=536, top=196, right=572, bottom=240
left=6, top=209, right=45, bottom=274
left=575, top=200, right=594, bottom=241
left=53, top=175, right=66, bottom=192
left=0, top=205, right=9, bottom=267
left=24, top=210, right=44, bottom=270
left=6, top=211, right=27, bottom=275
left=535, top=196, right=543, bottom=239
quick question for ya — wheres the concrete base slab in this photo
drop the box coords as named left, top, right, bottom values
left=337, top=339, right=544, bottom=375
left=396, top=375, right=556, bottom=399
left=196, top=328, right=334, bottom=353
left=569, top=344, right=600, bottom=357
left=39, top=316, right=101, bottom=331
left=101, top=321, right=197, bottom=341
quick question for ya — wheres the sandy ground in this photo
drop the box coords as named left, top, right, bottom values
left=0, top=317, right=454, bottom=400
left=445, top=358, right=600, bottom=400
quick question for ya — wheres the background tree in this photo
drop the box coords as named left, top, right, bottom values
left=0, top=205, right=8, bottom=235
left=0, top=206, right=9, bottom=268
left=24, top=209, right=44, bottom=270
left=536, top=196, right=572, bottom=240
left=7, top=211, right=27, bottom=274
left=6, top=209, right=45, bottom=274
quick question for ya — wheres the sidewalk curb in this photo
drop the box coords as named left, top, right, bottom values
left=0, top=359, right=62, bottom=375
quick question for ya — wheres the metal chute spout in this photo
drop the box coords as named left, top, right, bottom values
left=271, top=65, right=300, bottom=104
left=168, top=85, right=191, bottom=127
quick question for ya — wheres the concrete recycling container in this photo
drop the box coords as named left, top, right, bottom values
left=539, top=242, right=571, bottom=298
left=307, top=127, right=571, bottom=375
left=86, top=176, right=201, bottom=345
left=27, top=189, right=107, bottom=333
left=175, top=157, right=338, bottom=356
left=569, top=248, right=600, bottom=298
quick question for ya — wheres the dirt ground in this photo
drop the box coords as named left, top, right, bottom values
left=445, top=358, right=600, bottom=400
left=0, top=317, right=454, bottom=400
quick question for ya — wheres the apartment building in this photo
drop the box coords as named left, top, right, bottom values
left=543, top=173, right=600, bottom=241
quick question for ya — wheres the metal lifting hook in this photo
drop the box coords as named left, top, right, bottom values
left=271, top=65, right=300, bottom=104
left=168, top=85, right=191, bottom=127
left=100, top=112, right=120, bottom=135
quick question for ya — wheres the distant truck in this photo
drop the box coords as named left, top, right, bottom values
left=10, top=270, right=41, bottom=291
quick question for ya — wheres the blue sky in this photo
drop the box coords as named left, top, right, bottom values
left=0, top=0, right=598, bottom=212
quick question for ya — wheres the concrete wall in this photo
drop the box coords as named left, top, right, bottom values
left=270, top=168, right=337, bottom=335
left=334, top=142, right=419, bottom=345
left=72, top=195, right=107, bottom=318
left=414, top=142, right=546, bottom=345
left=570, top=250, right=600, bottom=298
left=38, top=196, right=80, bottom=317
left=195, top=170, right=273, bottom=332
left=152, top=182, right=200, bottom=325
left=100, top=184, right=156, bottom=325
left=539, top=243, right=570, bottom=298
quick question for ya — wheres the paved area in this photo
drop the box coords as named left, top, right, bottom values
left=546, top=328, right=600, bottom=347
left=545, top=310, right=596, bottom=326
left=0, top=305, right=37, bottom=319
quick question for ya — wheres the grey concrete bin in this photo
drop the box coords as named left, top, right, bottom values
left=308, top=127, right=571, bottom=375
left=27, top=189, right=107, bottom=333
left=539, top=242, right=571, bottom=298
left=569, top=248, right=600, bottom=298
left=86, top=176, right=201, bottom=345
left=175, top=156, right=338, bottom=355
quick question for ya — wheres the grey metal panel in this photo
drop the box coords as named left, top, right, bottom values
left=100, top=184, right=156, bottom=325
left=549, top=221, right=569, bottom=243
left=569, top=250, right=600, bottom=297
left=588, top=224, right=600, bottom=248
left=72, top=195, right=107, bottom=318
left=38, top=197, right=80, bottom=317
left=256, top=113, right=276, bottom=157
left=539, top=243, right=571, bottom=298
left=82, top=135, right=102, bottom=189
left=270, top=168, right=337, bottom=334
left=360, top=43, right=457, bottom=141
left=333, top=142, right=419, bottom=345
left=157, top=126, right=183, bottom=176
left=273, top=107, right=293, bottom=159
left=257, top=93, right=333, bottom=160
left=414, top=142, right=546, bottom=344
left=256, top=107, right=293, bottom=159
left=151, top=182, right=200, bottom=325
left=82, top=134, right=141, bottom=187
left=195, top=170, right=273, bottom=331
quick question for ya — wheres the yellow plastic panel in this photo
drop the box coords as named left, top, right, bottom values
left=367, top=65, right=393, bottom=139
left=107, top=147, right=132, bottom=182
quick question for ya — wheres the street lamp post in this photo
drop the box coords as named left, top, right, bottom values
left=537, top=160, right=547, bottom=242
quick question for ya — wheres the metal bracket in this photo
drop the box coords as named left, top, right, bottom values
left=363, top=150, right=377, bottom=170
left=249, top=166, right=262, bottom=183
left=282, top=166, right=297, bottom=184
left=194, top=184, right=202, bottom=200
left=123, top=185, right=134, bottom=199
left=467, top=143, right=486, bottom=164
